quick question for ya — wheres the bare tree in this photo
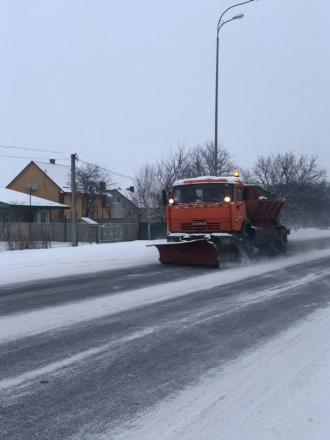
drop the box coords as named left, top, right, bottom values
left=156, top=145, right=191, bottom=189
left=251, top=152, right=327, bottom=227
left=76, top=163, right=112, bottom=218
left=155, top=142, right=233, bottom=187
left=132, top=164, right=161, bottom=221
left=239, top=167, right=257, bottom=183
left=189, top=142, right=233, bottom=177
left=252, top=153, right=326, bottom=198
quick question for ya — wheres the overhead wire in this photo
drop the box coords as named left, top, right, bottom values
left=0, top=154, right=60, bottom=161
left=0, top=143, right=134, bottom=180
left=78, top=159, right=134, bottom=181
left=0, top=143, right=68, bottom=160
left=78, top=153, right=136, bottom=167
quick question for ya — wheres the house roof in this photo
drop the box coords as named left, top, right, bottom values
left=108, top=188, right=138, bottom=206
left=0, top=187, right=69, bottom=209
left=34, top=161, right=71, bottom=192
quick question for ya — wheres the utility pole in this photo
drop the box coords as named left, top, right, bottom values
left=71, top=153, right=78, bottom=247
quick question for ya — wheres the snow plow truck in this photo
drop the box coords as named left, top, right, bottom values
left=152, top=173, right=290, bottom=268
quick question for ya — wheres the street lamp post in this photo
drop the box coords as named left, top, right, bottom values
left=214, top=0, right=256, bottom=176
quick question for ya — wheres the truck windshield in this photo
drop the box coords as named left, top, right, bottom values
left=172, top=184, right=233, bottom=204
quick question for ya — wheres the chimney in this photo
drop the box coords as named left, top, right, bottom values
left=99, top=181, right=106, bottom=191
left=49, top=159, right=56, bottom=165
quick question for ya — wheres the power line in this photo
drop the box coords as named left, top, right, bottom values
left=78, top=153, right=136, bottom=167
left=79, top=159, right=134, bottom=181
left=1, top=143, right=134, bottom=180
left=1, top=152, right=134, bottom=180
left=0, top=144, right=134, bottom=166
left=0, top=154, right=61, bottom=161
left=0, top=143, right=68, bottom=159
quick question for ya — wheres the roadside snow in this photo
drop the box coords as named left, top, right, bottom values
left=1, top=247, right=330, bottom=344
left=0, top=229, right=330, bottom=286
left=0, top=240, right=161, bottom=286
left=108, top=304, right=330, bottom=440
left=289, top=228, right=330, bottom=241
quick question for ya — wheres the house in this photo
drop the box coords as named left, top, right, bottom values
left=107, top=188, right=140, bottom=222
left=0, top=187, right=69, bottom=222
left=6, top=160, right=112, bottom=222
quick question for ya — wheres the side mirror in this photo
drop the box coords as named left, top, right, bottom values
left=162, top=190, right=168, bottom=206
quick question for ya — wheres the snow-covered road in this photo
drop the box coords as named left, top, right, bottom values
left=112, top=304, right=330, bottom=440
left=1, top=247, right=330, bottom=344
left=1, top=230, right=330, bottom=439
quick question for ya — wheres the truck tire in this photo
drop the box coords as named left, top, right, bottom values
left=239, top=223, right=255, bottom=257
left=267, top=228, right=287, bottom=256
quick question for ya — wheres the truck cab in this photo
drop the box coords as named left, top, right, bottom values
left=167, top=176, right=247, bottom=238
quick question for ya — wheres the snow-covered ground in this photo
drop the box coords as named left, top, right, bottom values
left=0, top=240, right=160, bottom=286
left=111, top=304, right=330, bottom=440
left=1, top=229, right=330, bottom=286
left=2, top=229, right=330, bottom=439
left=288, top=228, right=330, bottom=241
left=1, top=246, right=330, bottom=344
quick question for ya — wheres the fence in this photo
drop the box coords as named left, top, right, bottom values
left=0, top=222, right=140, bottom=244
left=138, top=222, right=167, bottom=240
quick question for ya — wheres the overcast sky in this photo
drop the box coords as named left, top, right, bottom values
left=0, top=0, right=329, bottom=187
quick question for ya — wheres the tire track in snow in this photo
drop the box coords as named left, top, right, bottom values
left=106, top=305, right=330, bottom=440
left=1, top=270, right=328, bottom=399
left=0, top=327, right=155, bottom=394
left=1, top=249, right=330, bottom=345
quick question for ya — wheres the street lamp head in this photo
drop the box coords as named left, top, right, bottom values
left=232, top=13, right=244, bottom=20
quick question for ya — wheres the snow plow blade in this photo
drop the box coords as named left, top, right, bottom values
left=150, top=239, right=219, bottom=268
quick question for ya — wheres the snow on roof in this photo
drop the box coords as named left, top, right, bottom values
left=117, top=188, right=135, bottom=200
left=34, top=161, right=71, bottom=192
left=0, top=187, right=69, bottom=208
left=173, top=176, right=243, bottom=186
left=81, top=217, right=98, bottom=225
left=109, top=188, right=137, bottom=205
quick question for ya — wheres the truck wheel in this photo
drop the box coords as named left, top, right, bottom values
left=278, top=231, right=288, bottom=254
left=271, top=229, right=287, bottom=256
left=239, top=224, right=255, bottom=257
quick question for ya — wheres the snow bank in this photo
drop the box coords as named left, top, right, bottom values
left=289, top=228, right=330, bottom=241
left=110, top=304, right=330, bottom=440
left=0, top=240, right=161, bottom=286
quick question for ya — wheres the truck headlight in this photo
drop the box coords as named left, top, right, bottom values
left=168, top=198, right=174, bottom=205
left=224, top=196, right=231, bottom=203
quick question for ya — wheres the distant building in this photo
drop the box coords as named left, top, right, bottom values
left=0, top=187, right=69, bottom=222
left=107, top=188, right=140, bottom=222
left=6, top=160, right=112, bottom=221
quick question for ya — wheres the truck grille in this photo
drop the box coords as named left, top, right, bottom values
left=181, top=221, right=220, bottom=233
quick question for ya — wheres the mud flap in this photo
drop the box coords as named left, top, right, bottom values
left=149, top=239, right=220, bottom=268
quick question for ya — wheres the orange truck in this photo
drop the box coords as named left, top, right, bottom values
left=153, top=174, right=290, bottom=267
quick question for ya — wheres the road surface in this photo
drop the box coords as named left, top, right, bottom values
left=1, top=249, right=330, bottom=439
